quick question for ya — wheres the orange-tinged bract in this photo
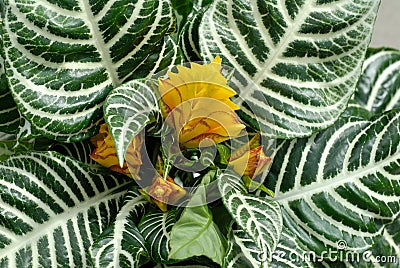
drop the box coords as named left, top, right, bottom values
left=230, top=133, right=272, bottom=178
left=90, top=123, right=143, bottom=178
left=159, top=56, right=245, bottom=148
left=145, top=177, right=186, bottom=212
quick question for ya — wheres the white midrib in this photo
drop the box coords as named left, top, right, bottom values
left=274, top=152, right=399, bottom=202
left=383, top=228, right=400, bottom=257
left=0, top=186, right=129, bottom=261
left=109, top=197, right=146, bottom=267
left=249, top=1, right=315, bottom=88
left=80, top=1, right=119, bottom=87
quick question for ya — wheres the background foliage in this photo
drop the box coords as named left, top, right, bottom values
left=1, top=0, right=399, bottom=267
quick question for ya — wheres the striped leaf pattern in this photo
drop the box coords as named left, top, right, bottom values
left=265, top=110, right=400, bottom=256
left=0, top=22, right=19, bottom=134
left=218, top=171, right=283, bottom=262
left=104, top=79, right=159, bottom=166
left=0, top=151, right=131, bottom=267
left=50, top=141, right=98, bottom=167
left=223, top=226, right=266, bottom=268
left=224, top=225, right=314, bottom=268
left=270, top=227, right=314, bottom=268
left=179, top=9, right=204, bottom=61
left=138, top=210, right=177, bottom=264
left=90, top=191, right=149, bottom=268
left=2, top=0, right=175, bottom=141
left=338, top=214, right=400, bottom=268
left=199, top=0, right=380, bottom=138
left=0, top=75, right=19, bottom=134
left=349, top=214, right=400, bottom=268
left=354, top=48, right=400, bottom=113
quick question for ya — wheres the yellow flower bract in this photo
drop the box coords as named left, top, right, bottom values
left=90, top=123, right=143, bottom=178
left=159, top=56, right=245, bottom=148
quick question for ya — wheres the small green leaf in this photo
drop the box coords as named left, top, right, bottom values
left=216, top=144, right=230, bottom=165
left=169, top=183, right=226, bottom=265
left=0, top=140, right=34, bottom=161
left=242, top=176, right=274, bottom=197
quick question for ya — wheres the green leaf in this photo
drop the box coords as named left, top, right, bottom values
left=0, top=151, right=131, bottom=267
left=14, top=116, right=42, bottom=141
left=199, top=0, right=380, bottom=138
left=265, top=109, right=400, bottom=256
left=138, top=210, right=177, bottom=264
left=341, top=214, right=400, bottom=268
left=0, top=22, right=19, bottom=134
left=218, top=170, right=247, bottom=196
left=50, top=140, right=99, bottom=167
left=224, top=225, right=314, bottom=268
left=169, top=184, right=226, bottom=265
left=0, top=140, right=34, bottom=161
left=354, top=47, right=400, bottom=114
left=104, top=79, right=159, bottom=166
left=2, top=0, right=175, bottom=141
left=171, top=0, right=194, bottom=33
left=218, top=171, right=282, bottom=261
left=270, top=226, right=314, bottom=268
left=179, top=7, right=205, bottom=61
left=216, top=144, right=230, bottom=165
left=223, top=224, right=267, bottom=268
left=90, top=191, right=149, bottom=268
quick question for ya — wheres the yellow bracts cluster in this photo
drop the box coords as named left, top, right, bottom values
left=159, top=56, right=245, bottom=148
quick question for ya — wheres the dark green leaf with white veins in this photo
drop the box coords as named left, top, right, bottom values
left=354, top=47, right=400, bottom=114
left=90, top=191, right=149, bottom=268
left=138, top=210, right=177, bottom=264
left=104, top=79, right=159, bottom=166
left=50, top=140, right=99, bottom=168
left=342, top=213, right=400, bottom=268
left=0, top=23, right=19, bottom=134
left=223, top=225, right=266, bottom=268
left=2, top=0, right=175, bottom=141
left=179, top=8, right=205, bottom=62
left=270, top=226, right=314, bottom=268
left=265, top=110, right=400, bottom=256
left=0, top=151, right=131, bottom=267
left=218, top=171, right=283, bottom=262
left=199, top=0, right=380, bottom=138
left=224, top=225, right=314, bottom=268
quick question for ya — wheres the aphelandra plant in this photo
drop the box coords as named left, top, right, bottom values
left=0, top=0, right=399, bottom=267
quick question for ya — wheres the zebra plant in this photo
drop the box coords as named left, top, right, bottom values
left=1, top=0, right=399, bottom=267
